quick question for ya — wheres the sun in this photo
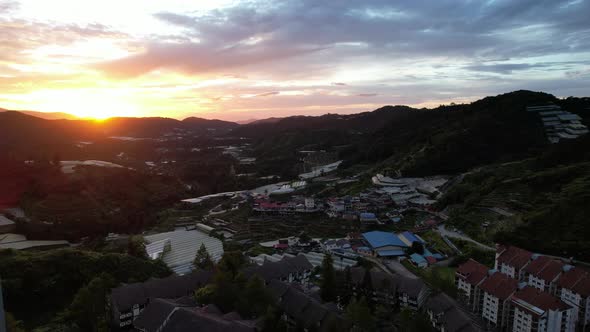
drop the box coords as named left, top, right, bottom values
left=28, top=88, right=141, bottom=120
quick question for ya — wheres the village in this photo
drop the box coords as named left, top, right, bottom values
left=99, top=152, right=590, bottom=331
left=2, top=146, right=589, bottom=332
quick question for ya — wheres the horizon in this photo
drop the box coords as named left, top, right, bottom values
left=1, top=0, right=589, bottom=121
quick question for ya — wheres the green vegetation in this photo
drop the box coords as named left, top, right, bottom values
left=193, top=243, right=214, bottom=270
left=452, top=239, right=496, bottom=267
left=420, top=231, right=454, bottom=256
left=345, top=297, right=376, bottom=332
left=0, top=248, right=171, bottom=330
left=397, top=308, right=435, bottom=332
left=439, top=134, right=590, bottom=260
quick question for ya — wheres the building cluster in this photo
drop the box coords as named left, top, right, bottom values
left=371, top=174, right=448, bottom=207
left=455, top=245, right=590, bottom=332
left=355, top=230, right=445, bottom=266
left=348, top=267, right=431, bottom=311
left=527, top=104, right=589, bottom=143
left=252, top=196, right=318, bottom=214
left=110, top=253, right=346, bottom=331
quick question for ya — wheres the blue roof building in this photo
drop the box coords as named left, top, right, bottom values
left=362, top=231, right=409, bottom=249
left=376, top=249, right=406, bottom=257
left=398, top=231, right=426, bottom=246
left=410, top=253, right=427, bottom=268
left=359, top=212, right=377, bottom=221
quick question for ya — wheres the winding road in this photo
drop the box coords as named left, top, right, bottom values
left=436, top=225, right=495, bottom=251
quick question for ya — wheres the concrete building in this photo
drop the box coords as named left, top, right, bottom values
left=522, top=255, right=564, bottom=294
left=511, top=286, right=574, bottom=332
left=495, top=245, right=533, bottom=280
left=479, top=272, right=519, bottom=329
left=557, top=267, right=590, bottom=330
left=456, top=259, right=490, bottom=312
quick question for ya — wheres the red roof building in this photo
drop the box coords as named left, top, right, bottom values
left=495, top=245, right=533, bottom=280
left=522, top=255, right=564, bottom=294
left=455, top=259, right=490, bottom=312
left=511, top=286, right=574, bottom=332
left=557, top=267, right=590, bottom=329
left=480, top=272, right=519, bottom=329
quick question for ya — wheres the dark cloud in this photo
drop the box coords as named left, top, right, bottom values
left=358, top=93, right=378, bottom=97
left=94, top=0, right=590, bottom=79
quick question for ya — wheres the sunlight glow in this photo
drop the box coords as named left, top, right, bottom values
left=23, top=89, right=141, bottom=120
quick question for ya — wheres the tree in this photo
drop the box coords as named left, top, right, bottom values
left=128, top=235, right=148, bottom=258
left=260, top=306, right=288, bottom=332
left=218, top=251, right=247, bottom=279
left=410, top=241, right=424, bottom=255
left=397, top=307, right=434, bottom=332
left=345, top=297, right=376, bottom=332
left=193, top=243, right=214, bottom=270
left=65, top=273, right=116, bottom=332
left=236, top=276, right=274, bottom=318
left=320, top=253, right=337, bottom=302
left=5, top=312, right=26, bottom=332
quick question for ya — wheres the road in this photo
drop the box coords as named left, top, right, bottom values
left=383, top=260, right=419, bottom=279
left=436, top=225, right=495, bottom=251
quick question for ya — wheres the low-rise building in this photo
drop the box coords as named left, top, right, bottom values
left=425, top=292, right=481, bottom=332
left=109, top=270, right=213, bottom=329
left=511, top=286, right=574, bottom=332
left=479, top=272, right=519, bottom=329
left=397, top=277, right=430, bottom=310
left=268, top=280, right=346, bottom=330
left=133, top=298, right=256, bottom=332
left=349, top=267, right=398, bottom=308
left=244, top=254, right=314, bottom=284
left=361, top=231, right=409, bottom=258
left=456, top=259, right=490, bottom=312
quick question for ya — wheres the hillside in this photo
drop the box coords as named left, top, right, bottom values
left=0, top=112, right=239, bottom=159
left=234, top=90, right=574, bottom=178
left=0, top=110, right=81, bottom=120
left=438, top=134, right=590, bottom=261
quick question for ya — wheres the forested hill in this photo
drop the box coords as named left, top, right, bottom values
left=0, top=111, right=239, bottom=158
left=237, top=90, right=589, bottom=178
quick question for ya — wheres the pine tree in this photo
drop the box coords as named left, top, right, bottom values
left=193, top=243, right=214, bottom=270
left=345, top=297, right=376, bottom=332
left=320, top=253, right=337, bottom=302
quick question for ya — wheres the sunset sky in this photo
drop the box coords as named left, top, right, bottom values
left=1, top=0, right=589, bottom=121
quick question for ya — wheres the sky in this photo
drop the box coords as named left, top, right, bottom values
left=0, top=0, right=589, bottom=121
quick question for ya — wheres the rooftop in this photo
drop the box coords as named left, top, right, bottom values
left=512, top=286, right=570, bottom=316
left=111, top=270, right=213, bottom=312
left=479, top=272, right=519, bottom=300
left=497, top=245, right=532, bottom=270
left=362, top=231, right=408, bottom=249
left=557, top=267, right=590, bottom=297
left=523, top=256, right=564, bottom=282
left=0, top=215, right=15, bottom=226
left=456, top=259, right=489, bottom=286
left=144, top=229, right=224, bottom=275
